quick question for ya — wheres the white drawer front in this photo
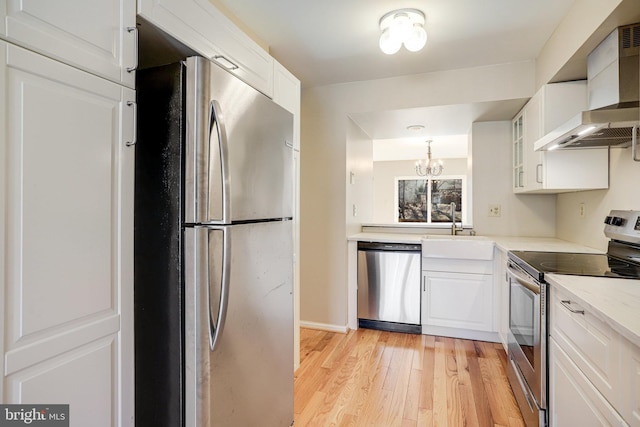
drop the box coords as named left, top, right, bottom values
left=623, top=337, right=640, bottom=427
left=549, top=338, right=627, bottom=427
left=422, top=258, right=493, bottom=274
left=550, top=286, right=622, bottom=410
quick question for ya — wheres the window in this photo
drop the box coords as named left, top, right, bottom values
left=396, top=176, right=465, bottom=224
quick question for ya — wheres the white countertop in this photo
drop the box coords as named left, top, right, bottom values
left=491, top=236, right=602, bottom=253
left=349, top=232, right=638, bottom=346
left=545, top=274, right=640, bottom=348
left=348, top=232, right=425, bottom=244
left=348, top=232, right=602, bottom=253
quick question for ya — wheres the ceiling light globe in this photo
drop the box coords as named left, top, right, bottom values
left=379, top=28, right=402, bottom=54
left=404, top=25, right=427, bottom=52
left=389, top=13, right=412, bottom=42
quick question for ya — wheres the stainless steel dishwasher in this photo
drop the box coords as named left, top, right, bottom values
left=357, top=241, right=422, bottom=334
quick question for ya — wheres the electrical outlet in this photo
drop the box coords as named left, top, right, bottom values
left=579, top=203, right=585, bottom=218
left=353, top=204, right=357, bottom=217
left=488, top=204, right=501, bottom=217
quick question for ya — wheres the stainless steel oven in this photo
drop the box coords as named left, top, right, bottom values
left=506, top=260, right=546, bottom=427
left=506, top=209, right=640, bottom=427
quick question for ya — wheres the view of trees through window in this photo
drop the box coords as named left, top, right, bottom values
left=397, top=178, right=463, bottom=223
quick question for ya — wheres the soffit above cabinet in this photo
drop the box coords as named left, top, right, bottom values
left=137, top=0, right=274, bottom=97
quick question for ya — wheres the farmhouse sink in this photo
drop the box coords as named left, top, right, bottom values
left=421, top=235, right=494, bottom=260
left=423, top=234, right=487, bottom=240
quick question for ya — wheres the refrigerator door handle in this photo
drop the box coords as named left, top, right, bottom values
left=206, top=227, right=231, bottom=351
left=209, top=100, right=231, bottom=223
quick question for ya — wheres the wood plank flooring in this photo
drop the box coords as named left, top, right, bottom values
left=294, top=328, right=525, bottom=427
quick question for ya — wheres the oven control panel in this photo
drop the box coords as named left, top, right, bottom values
left=604, top=216, right=626, bottom=226
left=604, top=210, right=640, bottom=243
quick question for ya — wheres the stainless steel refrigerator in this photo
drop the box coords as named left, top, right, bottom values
left=134, top=56, right=294, bottom=427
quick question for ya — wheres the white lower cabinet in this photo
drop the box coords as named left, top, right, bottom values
left=494, top=247, right=509, bottom=351
left=421, top=257, right=496, bottom=341
left=550, top=338, right=628, bottom=426
left=550, top=286, right=621, bottom=407
left=0, top=41, right=135, bottom=425
left=623, top=338, right=640, bottom=427
left=422, top=271, right=493, bottom=331
left=549, top=284, right=638, bottom=427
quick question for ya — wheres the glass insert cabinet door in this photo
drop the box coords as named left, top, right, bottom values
left=513, top=112, right=524, bottom=189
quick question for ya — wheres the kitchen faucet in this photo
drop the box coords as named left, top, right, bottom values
left=450, top=202, right=463, bottom=235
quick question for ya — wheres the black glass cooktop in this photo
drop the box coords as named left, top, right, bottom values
left=509, top=250, right=640, bottom=281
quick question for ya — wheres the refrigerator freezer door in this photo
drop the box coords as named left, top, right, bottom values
left=185, top=56, right=294, bottom=225
left=184, top=221, right=294, bottom=427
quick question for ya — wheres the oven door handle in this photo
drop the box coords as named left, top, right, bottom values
left=507, top=264, right=540, bottom=295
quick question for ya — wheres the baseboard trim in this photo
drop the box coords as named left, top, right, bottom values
left=300, top=321, right=348, bottom=334
left=421, top=325, right=500, bottom=343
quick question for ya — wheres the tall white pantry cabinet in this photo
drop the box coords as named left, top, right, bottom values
left=0, top=1, right=137, bottom=426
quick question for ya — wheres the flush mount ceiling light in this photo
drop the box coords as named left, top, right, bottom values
left=379, top=8, right=427, bottom=55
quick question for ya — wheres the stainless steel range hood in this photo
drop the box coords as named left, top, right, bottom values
left=535, top=23, right=640, bottom=151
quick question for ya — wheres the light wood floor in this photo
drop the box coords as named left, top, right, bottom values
left=294, top=328, right=525, bottom=427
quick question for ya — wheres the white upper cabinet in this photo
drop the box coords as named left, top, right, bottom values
left=513, top=110, right=525, bottom=190
left=138, top=0, right=274, bottom=97
left=273, top=59, right=301, bottom=150
left=512, top=81, right=609, bottom=194
left=0, top=0, right=136, bottom=88
left=273, top=60, right=300, bottom=115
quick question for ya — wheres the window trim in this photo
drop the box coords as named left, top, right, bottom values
left=394, top=175, right=468, bottom=225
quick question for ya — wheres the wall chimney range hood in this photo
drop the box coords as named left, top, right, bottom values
left=535, top=23, right=640, bottom=151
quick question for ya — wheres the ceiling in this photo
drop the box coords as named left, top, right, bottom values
left=351, top=99, right=528, bottom=159
left=210, top=0, right=600, bottom=157
left=214, top=0, right=577, bottom=88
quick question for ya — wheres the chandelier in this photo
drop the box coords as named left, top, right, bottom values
left=379, top=8, right=427, bottom=55
left=415, top=140, right=443, bottom=177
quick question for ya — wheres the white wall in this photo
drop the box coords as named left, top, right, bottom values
left=557, top=148, right=640, bottom=251
left=344, top=120, right=374, bottom=332
left=300, top=61, right=535, bottom=330
left=298, top=0, right=632, bottom=331
left=470, top=121, right=556, bottom=237
left=346, top=120, right=374, bottom=233
left=372, top=158, right=468, bottom=224
left=299, top=87, right=347, bottom=327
